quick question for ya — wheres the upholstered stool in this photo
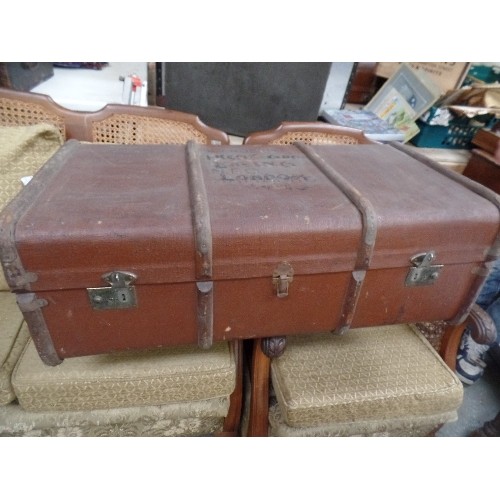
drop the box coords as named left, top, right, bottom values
left=268, top=324, right=463, bottom=437
left=0, top=397, right=231, bottom=437
left=0, top=329, right=237, bottom=436
left=0, top=292, right=28, bottom=405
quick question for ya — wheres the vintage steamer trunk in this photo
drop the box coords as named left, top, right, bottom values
left=1, top=140, right=499, bottom=365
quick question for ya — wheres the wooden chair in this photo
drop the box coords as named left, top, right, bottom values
left=0, top=88, right=230, bottom=145
left=243, top=121, right=375, bottom=145
left=1, top=315, right=242, bottom=437
left=70, top=103, right=230, bottom=145
left=245, top=308, right=495, bottom=437
left=242, top=121, right=496, bottom=437
left=0, top=97, right=241, bottom=437
left=243, top=120, right=494, bottom=361
left=455, top=128, right=500, bottom=438
left=0, top=88, right=67, bottom=138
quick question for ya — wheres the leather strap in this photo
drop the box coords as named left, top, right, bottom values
left=0, top=142, right=80, bottom=365
left=186, top=141, right=214, bottom=348
left=16, top=293, right=62, bottom=366
left=296, top=142, right=378, bottom=334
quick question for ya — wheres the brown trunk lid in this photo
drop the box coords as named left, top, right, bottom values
left=9, top=142, right=500, bottom=292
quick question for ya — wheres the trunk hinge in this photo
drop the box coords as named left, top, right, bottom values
left=16, top=293, right=48, bottom=312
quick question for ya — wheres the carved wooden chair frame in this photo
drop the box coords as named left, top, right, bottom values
left=0, top=87, right=68, bottom=138
left=72, top=103, right=230, bottom=145
left=0, top=88, right=230, bottom=145
left=244, top=121, right=376, bottom=145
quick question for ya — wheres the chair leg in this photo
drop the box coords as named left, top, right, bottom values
left=440, top=323, right=466, bottom=371
left=247, top=340, right=271, bottom=437
left=440, top=304, right=497, bottom=371
left=218, top=340, right=244, bottom=436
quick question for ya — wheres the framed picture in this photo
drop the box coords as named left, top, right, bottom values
left=375, top=62, right=471, bottom=92
left=365, top=63, right=442, bottom=121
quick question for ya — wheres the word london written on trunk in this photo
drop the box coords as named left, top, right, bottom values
left=205, top=152, right=315, bottom=190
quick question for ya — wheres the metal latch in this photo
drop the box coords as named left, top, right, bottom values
left=272, top=262, right=294, bottom=298
left=405, top=252, right=443, bottom=286
left=87, top=271, right=138, bottom=310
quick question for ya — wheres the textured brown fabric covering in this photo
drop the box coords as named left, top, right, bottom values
left=271, top=324, right=463, bottom=430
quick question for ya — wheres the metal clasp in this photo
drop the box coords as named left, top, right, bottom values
left=87, top=271, right=138, bottom=310
left=405, top=251, right=443, bottom=286
left=272, top=262, right=294, bottom=298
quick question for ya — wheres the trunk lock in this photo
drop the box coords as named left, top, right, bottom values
left=406, top=252, right=443, bottom=286
left=273, top=262, right=294, bottom=298
left=87, top=271, right=138, bottom=310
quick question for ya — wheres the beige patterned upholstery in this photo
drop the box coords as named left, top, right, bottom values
left=0, top=399, right=228, bottom=437
left=13, top=334, right=236, bottom=412
left=268, top=402, right=457, bottom=437
left=269, top=324, right=463, bottom=436
left=0, top=124, right=62, bottom=407
left=0, top=124, right=63, bottom=209
left=1, top=329, right=236, bottom=436
left=0, top=293, right=28, bottom=405
left=0, top=124, right=63, bottom=290
left=415, top=321, right=447, bottom=352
